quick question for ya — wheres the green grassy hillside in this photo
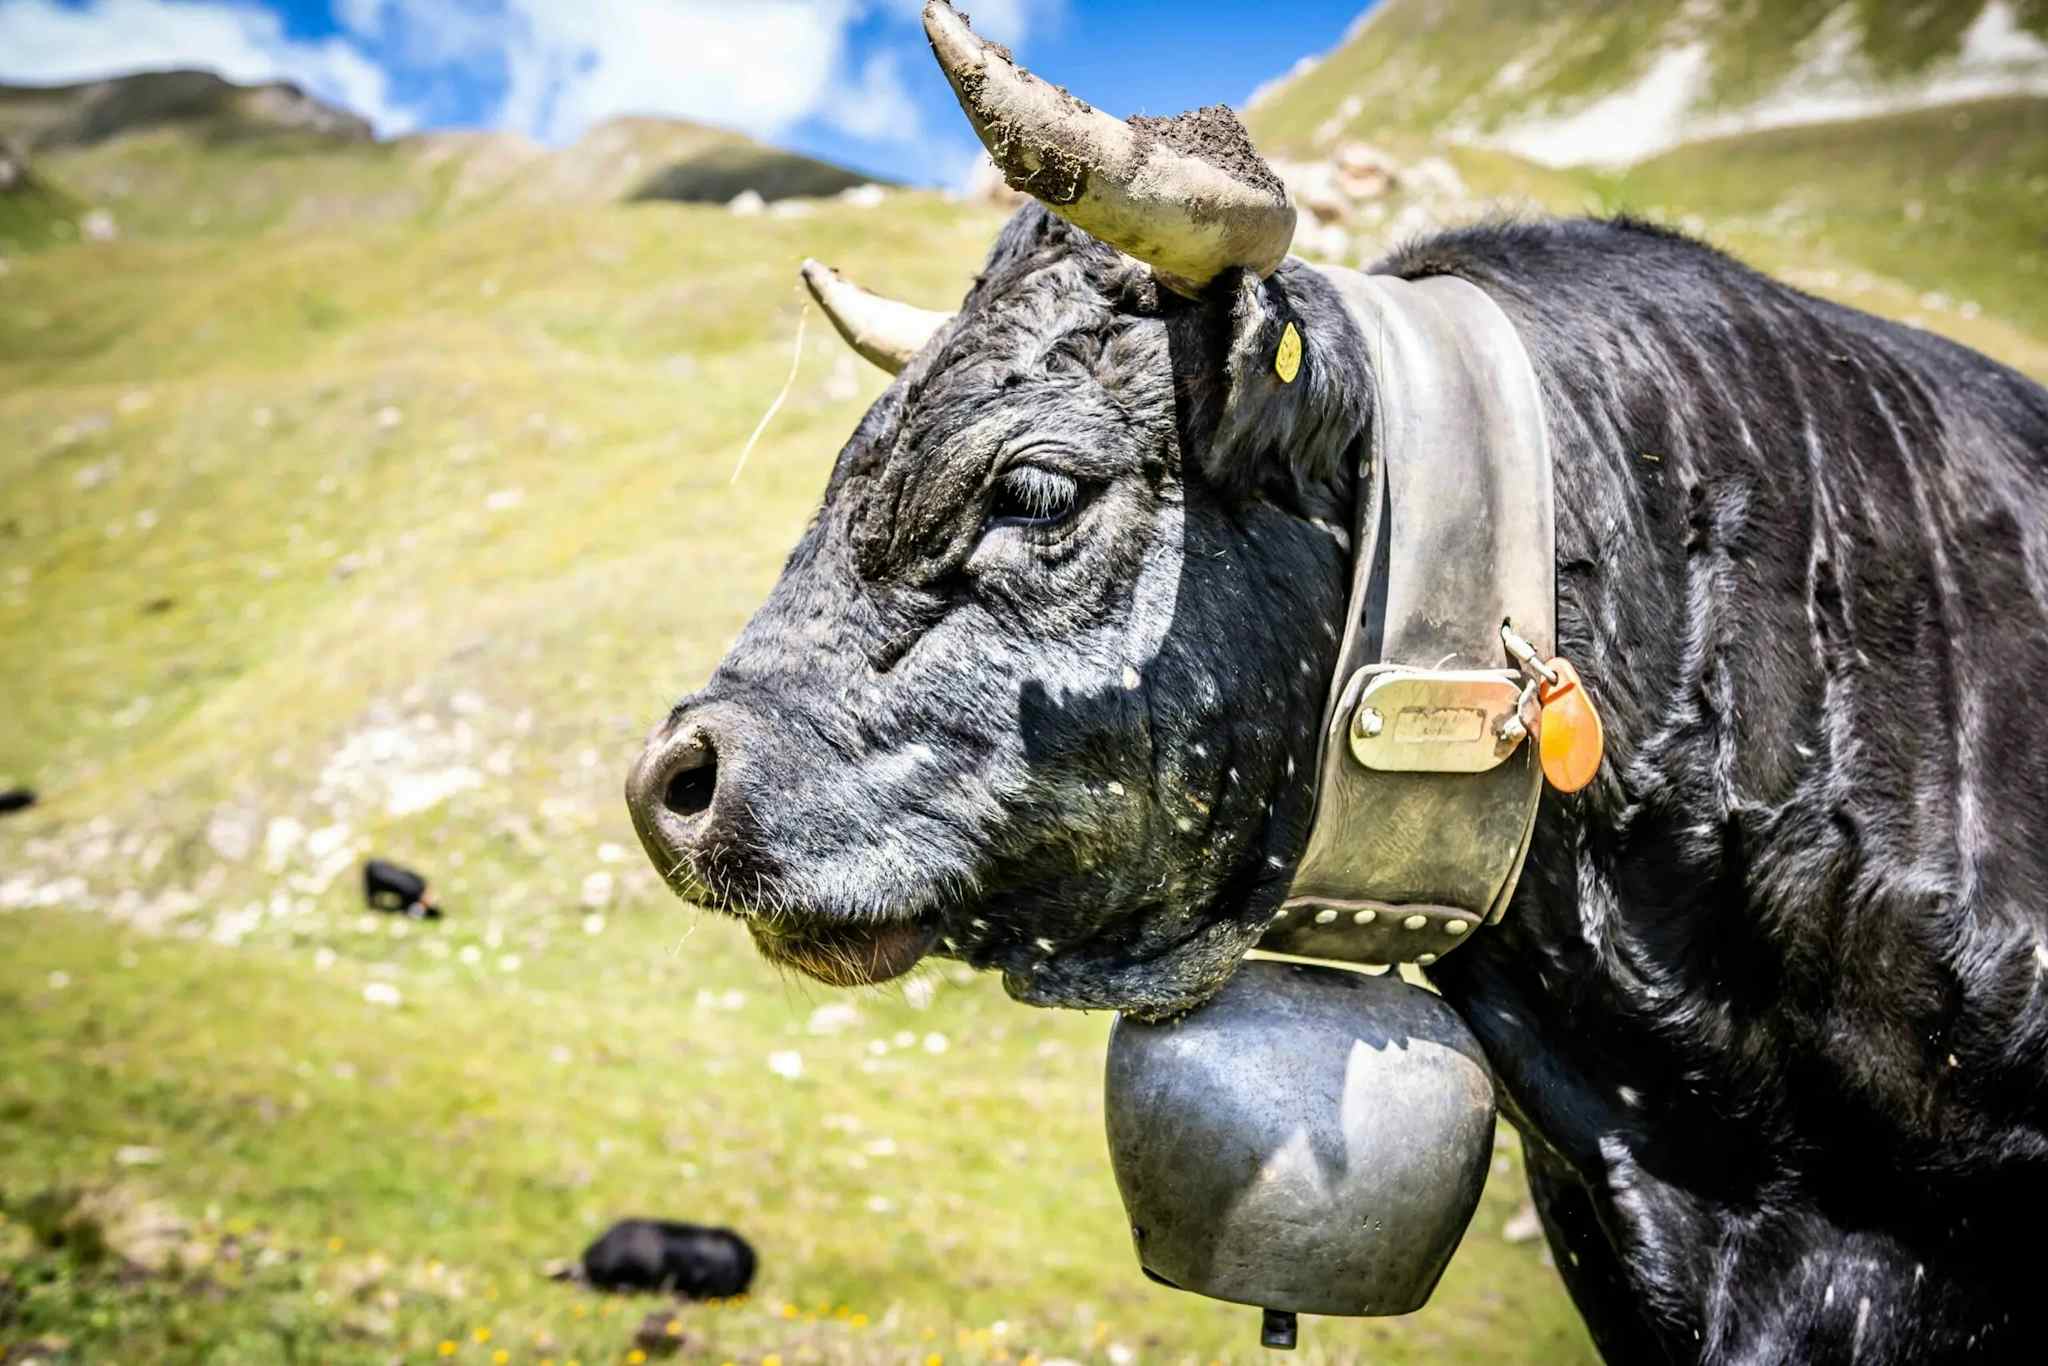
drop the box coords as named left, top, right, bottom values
left=0, top=70, right=373, bottom=152
left=0, top=74, right=885, bottom=249
left=0, top=157, right=83, bottom=250
left=1594, top=96, right=2048, bottom=342
left=1249, top=0, right=2048, bottom=156
left=0, top=186, right=1594, bottom=1364
left=1249, top=1, right=2048, bottom=376
left=6, top=13, right=2045, bottom=1362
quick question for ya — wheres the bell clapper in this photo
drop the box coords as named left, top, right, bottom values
left=1261, top=1308, right=1298, bottom=1351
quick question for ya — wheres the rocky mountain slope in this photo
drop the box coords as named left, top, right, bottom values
left=0, top=70, right=883, bottom=248
left=1244, top=0, right=2048, bottom=362
left=1250, top=0, right=2048, bottom=166
left=0, top=68, right=374, bottom=152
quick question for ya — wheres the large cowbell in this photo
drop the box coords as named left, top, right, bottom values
left=1103, top=960, right=1496, bottom=1349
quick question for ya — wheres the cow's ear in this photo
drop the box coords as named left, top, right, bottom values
left=1200, top=263, right=1372, bottom=507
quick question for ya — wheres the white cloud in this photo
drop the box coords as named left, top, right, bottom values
left=333, top=0, right=388, bottom=41
left=0, top=0, right=1065, bottom=154
left=0, top=0, right=423, bottom=133
left=458, top=0, right=1061, bottom=146
left=823, top=49, right=922, bottom=144
left=497, top=0, right=862, bottom=145
left=880, top=0, right=1058, bottom=47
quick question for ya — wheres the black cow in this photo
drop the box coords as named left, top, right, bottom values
left=362, top=858, right=440, bottom=919
left=563, top=1219, right=756, bottom=1299
left=626, top=6, right=2048, bottom=1361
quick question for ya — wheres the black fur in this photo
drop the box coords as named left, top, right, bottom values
left=1393, top=217, right=2048, bottom=1364
left=362, top=857, right=440, bottom=919
left=637, top=207, right=1361, bottom=1014
left=574, top=1219, right=756, bottom=1298
left=632, top=205, right=2048, bottom=1362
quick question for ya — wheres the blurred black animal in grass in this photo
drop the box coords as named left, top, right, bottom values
left=548, top=1220, right=756, bottom=1298
left=0, top=787, right=36, bottom=815
left=362, top=858, right=440, bottom=920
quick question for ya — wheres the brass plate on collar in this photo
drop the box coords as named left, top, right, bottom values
left=1346, top=668, right=1526, bottom=774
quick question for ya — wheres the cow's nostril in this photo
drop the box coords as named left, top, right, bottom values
left=663, top=737, right=718, bottom=821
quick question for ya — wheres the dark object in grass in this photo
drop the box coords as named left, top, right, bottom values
left=558, top=1219, right=756, bottom=1298
left=362, top=858, right=440, bottom=919
left=0, top=787, right=37, bottom=815
left=632, top=1308, right=693, bottom=1357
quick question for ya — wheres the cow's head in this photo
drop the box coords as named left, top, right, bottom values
left=626, top=3, right=1374, bottom=1018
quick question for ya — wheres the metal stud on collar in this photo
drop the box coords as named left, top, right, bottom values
left=1261, top=901, right=1487, bottom=967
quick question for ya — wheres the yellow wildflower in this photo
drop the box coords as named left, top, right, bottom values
left=436, top=1343, right=457, bottom=1359
left=473, top=1327, right=492, bottom=1343
left=665, top=1318, right=683, bottom=1337
left=493, top=1352, right=510, bottom=1365
left=627, top=1352, right=647, bottom=1366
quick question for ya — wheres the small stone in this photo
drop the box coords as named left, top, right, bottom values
left=806, top=1002, right=861, bottom=1036
left=363, top=982, right=402, bottom=1007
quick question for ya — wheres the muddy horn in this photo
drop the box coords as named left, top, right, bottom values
left=800, top=258, right=953, bottom=375
left=923, top=0, right=1295, bottom=297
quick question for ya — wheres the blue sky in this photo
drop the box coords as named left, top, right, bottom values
left=0, top=0, right=1378, bottom=186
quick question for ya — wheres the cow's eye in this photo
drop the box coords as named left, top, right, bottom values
left=986, top=465, right=1080, bottom=531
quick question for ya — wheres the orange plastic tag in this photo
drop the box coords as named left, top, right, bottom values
left=1536, top=658, right=1604, bottom=794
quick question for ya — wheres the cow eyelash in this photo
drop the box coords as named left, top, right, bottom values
left=986, top=465, right=1081, bottom=531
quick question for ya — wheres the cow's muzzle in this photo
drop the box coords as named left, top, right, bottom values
left=625, top=701, right=740, bottom=901
left=625, top=700, right=941, bottom=985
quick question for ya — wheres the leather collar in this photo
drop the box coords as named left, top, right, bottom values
left=1262, top=270, right=1555, bottom=969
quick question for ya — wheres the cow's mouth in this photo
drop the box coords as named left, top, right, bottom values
left=748, top=914, right=942, bottom=987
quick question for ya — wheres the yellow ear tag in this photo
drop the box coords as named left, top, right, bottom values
left=1275, top=322, right=1301, bottom=384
